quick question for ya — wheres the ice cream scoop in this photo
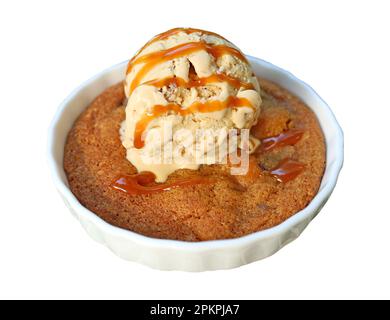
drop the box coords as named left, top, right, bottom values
left=122, top=28, right=262, bottom=182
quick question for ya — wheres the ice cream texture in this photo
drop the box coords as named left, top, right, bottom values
left=122, top=28, right=262, bottom=182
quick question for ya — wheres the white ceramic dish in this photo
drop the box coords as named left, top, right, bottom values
left=48, top=57, right=343, bottom=271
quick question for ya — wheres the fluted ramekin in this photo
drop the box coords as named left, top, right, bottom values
left=48, top=57, right=343, bottom=271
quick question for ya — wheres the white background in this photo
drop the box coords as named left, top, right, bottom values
left=1, top=0, right=389, bottom=300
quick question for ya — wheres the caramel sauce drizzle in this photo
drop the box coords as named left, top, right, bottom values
left=126, top=28, right=230, bottom=80
left=259, top=130, right=306, bottom=182
left=143, top=74, right=254, bottom=91
left=127, top=28, right=231, bottom=69
left=261, top=129, right=304, bottom=151
left=126, top=28, right=251, bottom=149
left=126, top=42, right=247, bottom=93
left=270, top=159, right=305, bottom=183
left=112, top=128, right=306, bottom=195
left=134, top=96, right=253, bottom=149
left=111, top=171, right=214, bottom=195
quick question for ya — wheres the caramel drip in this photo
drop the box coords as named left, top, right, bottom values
left=143, top=74, right=254, bottom=91
left=270, top=159, right=305, bottom=183
left=112, top=157, right=305, bottom=196
left=261, top=129, right=304, bottom=151
left=112, top=126, right=306, bottom=195
left=128, top=28, right=231, bottom=68
left=126, top=42, right=247, bottom=93
left=134, top=96, right=253, bottom=149
left=111, top=171, right=214, bottom=195
left=112, top=157, right=305, bottom=195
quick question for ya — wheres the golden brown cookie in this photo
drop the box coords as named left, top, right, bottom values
left=64, top=79, right=326, bottom=241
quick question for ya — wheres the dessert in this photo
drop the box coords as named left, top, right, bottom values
left=64, top=28, right=326, bottom=241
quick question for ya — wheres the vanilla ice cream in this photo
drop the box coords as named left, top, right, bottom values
left=122, top=28, right=262, bottom=182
